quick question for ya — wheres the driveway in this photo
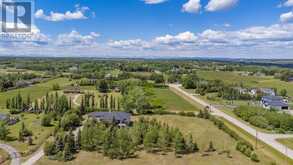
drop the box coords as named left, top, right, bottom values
left=169, top=84, right=293, bottom=160
left=0, top=143, right=20, bottom=165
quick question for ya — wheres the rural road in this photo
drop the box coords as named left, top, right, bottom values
left=73, top=94, right=81, bottom=106
left=0, top=143, right=20, bottom=165
left=169, top=84, right=293, bottom=160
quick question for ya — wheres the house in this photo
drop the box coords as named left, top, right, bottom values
left=288, top=77, right=293, bottom=82
left=63, top=85, right=84, bottom=94
left=261, top=96, right=288, bottom=110
left=88, top=112, right=131, bottom=126
left=249, top=88, right=275, bottom=97
left=0, top=114, right=8, bottom=122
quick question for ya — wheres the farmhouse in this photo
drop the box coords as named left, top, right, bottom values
left=249, top=88, right=276, bottom=96
left=88, top=112, right=131, bottom=126
left=261, top=96, right=288, bottom=110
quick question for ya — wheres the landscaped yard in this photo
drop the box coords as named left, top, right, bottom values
left=37, top=115, right=274, bottom=165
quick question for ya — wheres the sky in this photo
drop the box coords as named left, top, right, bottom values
left=0, top=0, right=293, bottom=59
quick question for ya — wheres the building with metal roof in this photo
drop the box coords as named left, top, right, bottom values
left=261, top=96, right=288, bottom=110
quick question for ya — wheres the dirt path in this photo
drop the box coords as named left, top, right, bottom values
left=0, top=143, right=20, bottom=165
left=169, top=84, right=293, bottom=160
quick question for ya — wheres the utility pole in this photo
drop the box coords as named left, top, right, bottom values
left=255, top=130, right=258, bottom=149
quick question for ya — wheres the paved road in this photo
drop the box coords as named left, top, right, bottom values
left=169, top=84, right=293, bottom=160
left=0, top=143, right=20, bottom=165
left=21, top=149, right=44, bottom=165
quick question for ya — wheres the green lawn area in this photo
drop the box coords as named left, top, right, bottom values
left=152, top=88, right=201, bottom=112
left=0, top=113, right=55, bottom=156
left=276, top=138, right=293, bottom=151
left=0, top=78, right=71, bottom=108
left=37, top=115, right=273, bottom=165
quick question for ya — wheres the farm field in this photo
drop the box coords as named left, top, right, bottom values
left=37, top=115, right=273, bottom=165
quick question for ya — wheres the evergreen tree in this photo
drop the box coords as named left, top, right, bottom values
left=174, top=132, right=186, bottom=155
left=76, top=129, right=81, bottom=150
left=0, top=122, right=9, bottom=140
left=185, top=133, right=198, bottom=153
left=143, top=127, right=159, bottom=153
left=63, top=143, right=73, bottom=161
left=157, top=127, right=171, bottom=152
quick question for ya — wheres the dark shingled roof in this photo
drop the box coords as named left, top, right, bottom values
left=0, top=114, right=8, bottom=121
left=262, top=96, right=288, bottom=107
left=88, top=112, right=131, bottom=124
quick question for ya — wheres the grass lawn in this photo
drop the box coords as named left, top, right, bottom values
left=152, top=87, right=201, bottom=112
left=0, top=78, right=71, bottom=108
left=0, top=113, right=55, bottom=156
left=37, top=115, right=272, bottom=165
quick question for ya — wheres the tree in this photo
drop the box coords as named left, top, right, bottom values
left=76, top=129, right=81, bottom=150
left=0, top=122, right=9, bottom=140
left=174, top=132, right=186, bottom=155
left=185, top=133, right=198, bottom=153
left=250, top=152, right=259, bottom=162
left=206, top=141, right=216, bottom=152
left=157, top=127, right=171, bottom=152
left=63, top=143, right=73, bottom=161
left=143, top=127, right=159, bottom=153
left=44, top=141, right=55, bottom=156
left=60, top=112, right=80, bottom=131
left=41, top=114, right=52, bottom=127
left=99, top=80, right=109, bottom=93
left=121, top=86, right=150, bottom=114
left=115, top=128, right=135, bottom=159
left=280, top=89, right=287, bottom=97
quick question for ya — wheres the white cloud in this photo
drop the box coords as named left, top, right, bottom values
left=35, top=5, right=89, bottom=21
left=143, top=0, right=167, bottom=4
left=154, top=31, right=197, bottom=44
left=205, top=0, right=238, bottom=12
left=280, top=11, right=293, bottom=23
left=182, top=0, right=201, bottom=13
left=108, top=39, right=151, bottom=49
left=283, top=0, right=293, bottom=7
left=56, top=30, right=99, bottom=46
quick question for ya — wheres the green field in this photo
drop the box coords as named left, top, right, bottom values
left=0, top=78, right=71, bottom=108
left=37, top=115, right=273, bottom=165
left=152, top=88, right=200, bottom=112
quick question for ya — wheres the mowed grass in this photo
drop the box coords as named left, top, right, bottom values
left=197, top=71, right=293, bottom=98
left=152, top=88, right=201, bottom=112
left=37, top=115, right=272, bottom=165
left=0, top=113, right=55, bottom=155
left=0, top=78, right=71, bottom=108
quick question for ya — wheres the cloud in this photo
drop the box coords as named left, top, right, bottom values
left=35, top=5, right=89, bottom=21
left=182, top=0, right=201, bottom=13
left=108, top=39, right=151, bottom=50
left=205, top=0, right=238, bottom=12
left=143, top=0, right=167, bottom=4
left=154, top=31, right=197, bottom=45
left=280, top=11, right=293, bottom=23
left=283, top=0, right=293, bottom=7
left=56, top=30, right=100, bottom=46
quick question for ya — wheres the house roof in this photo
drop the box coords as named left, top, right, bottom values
left=0, top=114, right=8, bottom=121
left=88, top=112, right=131, bottom=123
left=262, top=96, right=288, bottom=107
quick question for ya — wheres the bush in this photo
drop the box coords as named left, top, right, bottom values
left=44, top=141, right=55, bottom=156
left=41, top=114, right=52, bottom=127
left=250, top=152, right=259, bottom=162
left=248, top=116, right=269, bottom=129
